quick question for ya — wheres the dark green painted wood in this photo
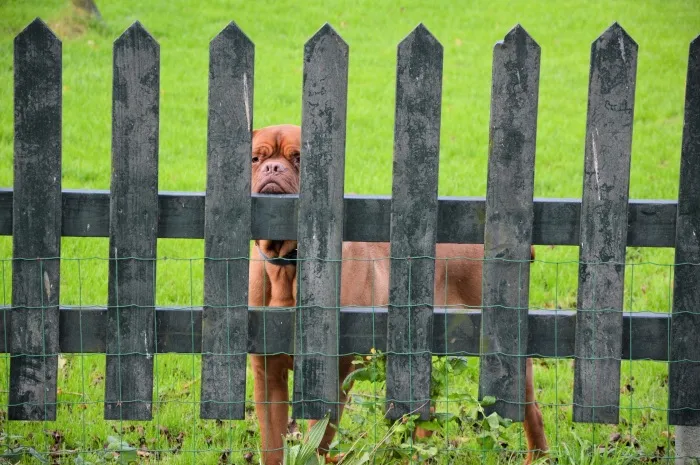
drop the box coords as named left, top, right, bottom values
left=669, top=35, right=700, bottom=427
left=0, top=306, right=674, bottom=362
left=200, top=22, right=254, bottom=421
left=0, top=190, right=680, bottom=247
left=10, top=18, right=62, bottom=421
left=105, top=22, right=159, bottom=420
left=386, top=24, right=442, bottom=421
left=479, top=25, right=540, bottom=422
left=292, top=24, right=348, bottom=421
left=574, top=23, right=637, bottom=424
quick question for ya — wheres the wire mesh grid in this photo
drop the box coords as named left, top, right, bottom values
left=0, top=248, right=694, bottom=464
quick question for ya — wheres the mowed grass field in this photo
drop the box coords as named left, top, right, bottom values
left=0, top=0, right=699, bottom=463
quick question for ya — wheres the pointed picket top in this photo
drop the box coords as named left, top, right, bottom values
left=688, top=34, right=700, bottom=85
left=692, top=34, right=700, bottom=53
left=395, top=23, right=443, bottom=95
left=304, top=23, right=348, bottom=58
left=598, top=22, right=636, bottom=44
left=15, top=17, right=60, bottom=44
left=593, top=22, right=637, bottom=61
left=688, top=34, right=700, bottom=93
left=115, top=21, right=158, bottom=49
left=497, top=23, right=539, bottom=52
left=211, top=21, right=253, bottom=50
left=398, top=23, right=442, bottom=54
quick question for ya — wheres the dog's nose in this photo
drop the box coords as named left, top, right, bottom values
left=263, top=162, right=287, bottom=174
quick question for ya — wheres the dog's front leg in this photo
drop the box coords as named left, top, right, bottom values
left=249, top=258, right=297, bottom=464
left=252, top=354, right=294, bottom=465
left=523, top=357, right=548, bottom=464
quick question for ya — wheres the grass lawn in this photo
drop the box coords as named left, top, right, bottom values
left=0, top=0, right=699, bottom=463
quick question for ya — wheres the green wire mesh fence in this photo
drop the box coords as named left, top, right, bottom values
left=0, top=254, right=695, bottom=463
left=1, top=15, right=699, bottom=465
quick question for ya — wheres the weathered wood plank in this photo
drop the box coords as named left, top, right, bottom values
left=292, top=24, right=348, bottom=420
left=9, top=18, right=62, bottom=421
left=385, top=24, right=442, bottom=421
left=669, top=35, right=700, bottom=427
left=573, top=23, right=637, bottom=424
left=104, top=22, right=159, bottom=420
left=479, top=25, right=540, bottom=422
left=200, top=22, right=254, bottom=420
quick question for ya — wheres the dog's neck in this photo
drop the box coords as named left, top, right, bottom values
left=255, top=239, right=298, bottom=307
left=256, top=240, right=298, bottom=264
left=256, top=244, right=297, bottom=267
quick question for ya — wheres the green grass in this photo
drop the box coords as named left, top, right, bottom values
left=0, top=0, right=699, bottom=463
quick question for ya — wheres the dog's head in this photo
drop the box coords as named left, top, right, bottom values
left=252, top=124, right=301, bottom=264
left=252, top=124, right=301, bottom=195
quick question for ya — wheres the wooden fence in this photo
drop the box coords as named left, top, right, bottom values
left=1, top=17, right=699, bottom=434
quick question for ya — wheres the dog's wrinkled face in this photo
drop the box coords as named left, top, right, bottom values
left=251, top=124, right=301, bottom=195
left=252, top=125, right=301, bottom=263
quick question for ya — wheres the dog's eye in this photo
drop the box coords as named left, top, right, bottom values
left=252, top=156, right=259, bottom=163
left=291, top=152, right=300, bottom=165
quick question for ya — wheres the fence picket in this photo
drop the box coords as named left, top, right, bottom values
left=9, top=18, right=62, bottom=421
left=669, top=35, right=700, bottom=427
left=200, top=22, right=254, bottom=420
left=105, top=22, right=159, bottom=420
left=573, top=23, right=637, bottom=424
left=292, top=24, right=348, bottom=420
left=479, top=25, right=540, bottom=421
left=385, top=24, right=442, bottom=421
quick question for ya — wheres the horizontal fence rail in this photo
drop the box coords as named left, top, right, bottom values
left=0, top=307, right=677, bottom=361
left=0, top=190, right=680, bottom=246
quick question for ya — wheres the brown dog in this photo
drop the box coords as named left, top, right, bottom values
left=249, top=124, right=548, bottom=465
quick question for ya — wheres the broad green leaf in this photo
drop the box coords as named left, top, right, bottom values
left=117, top=448, right=138, bottom=464
left=285, top=444, right=300, bottom=465
left=433, top=412, right=456, bottom=423
left=106, top=436, right=132, bottom=450
left=297, top=416, right=329, bottom=464
left=485, top=412, right=501, bottom=430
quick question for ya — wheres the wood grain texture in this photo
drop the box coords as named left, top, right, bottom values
left=385, top=24, right=442, bottom=421
left=10, top=18, right=62, bottom=421
left=200, top=21, right=254, bottom=421
left=292, top=24, right=348, bottom=420
left=669, top=35, right=700, bottom=427
left=479, top=25, right=540, bottom=422
left=105, top=22, right=159, bottom=420
left=574, top=23, right=637, bottom=424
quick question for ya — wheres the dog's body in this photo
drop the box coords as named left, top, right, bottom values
left=249, top=125, right=547, bottom=464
